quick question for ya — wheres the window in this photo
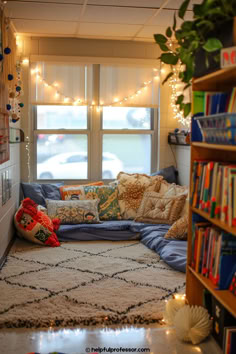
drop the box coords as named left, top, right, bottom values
left=32, top=62, right=159, bottom=181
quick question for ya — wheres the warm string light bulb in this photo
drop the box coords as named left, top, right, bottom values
left=30, top=68, right=160, bottom=107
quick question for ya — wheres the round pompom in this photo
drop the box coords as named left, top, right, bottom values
left=4, top=47, right=11, bottom=54
left=174, top=305, right=212, bottom=345
left=18, top=102, right=24, bottom=108
left=6, top=104, right=11, bottom=110
left=9, top=92, right=15, bottom=98
left=16, top=86, right=21, bottom=92
left=8, top=74, right=13, bottom=81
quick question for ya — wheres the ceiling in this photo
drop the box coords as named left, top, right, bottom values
left=4, top=0, right=202, bottom=42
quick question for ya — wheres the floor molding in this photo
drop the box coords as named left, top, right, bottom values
left=0, top=234, right=16, bottom=269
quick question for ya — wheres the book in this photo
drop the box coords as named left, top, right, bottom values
left=221, top=166, right=228, bottom=223
left=193, top=91, right=205, bottom=114
left=223, top=327, right=236, bottom=354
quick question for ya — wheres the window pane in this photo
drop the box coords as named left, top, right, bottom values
left=37, top=134, right=88, bottom=180
left=102, top=134, right=151, bottom=177
left=37, top=105, right=87, bottom=129
left=103, top=107, right=151, bottom=130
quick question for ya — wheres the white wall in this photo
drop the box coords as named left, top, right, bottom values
left=158, top=76, right=190, bottom=186
left=0, top=143, right=20, bottom=260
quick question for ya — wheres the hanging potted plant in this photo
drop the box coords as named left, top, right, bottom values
left=154, top=0, right=236, bottom=117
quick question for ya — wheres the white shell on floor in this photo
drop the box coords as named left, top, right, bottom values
left=174, top=305, right=212, bottom=345
left=164, top=298, right=186, bottom=325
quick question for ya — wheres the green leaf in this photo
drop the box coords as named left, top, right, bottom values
left=154, top=34, right=168, bottom=44
left=178, top=0, right=191, bottom=19
left=196, top=20, right=214, bottom=31
left=159, top=43, right=169, bottom=52
left=173, top=12, right=176, bottom=31
left=176, top=95, right=184, bottom=105
left=162, top=72, right=174, bottom=85
left=160, top=53, right=178, bottom=65
left=181, top=21, right=193, bottom=31
left=184, top=103, right=191, bottom=117
left=166, top=27, right=172, bottom=38
left=203, top=38, right=223, bottom=52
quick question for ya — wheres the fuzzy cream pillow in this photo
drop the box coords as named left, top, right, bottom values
left=117, top=172, right=163, bottom=220
left=135, top=191, right=186, bottom=225
left=164, top=215, right=188, bottom=240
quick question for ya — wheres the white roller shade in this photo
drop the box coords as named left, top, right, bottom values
left=99, top=65, right=160, bottom=107
left=30, top=61, right=92, bottom=105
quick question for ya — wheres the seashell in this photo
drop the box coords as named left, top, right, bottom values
left=164, top=298, right=186, bottom=325
left=174, top=305, right=212, bottom=345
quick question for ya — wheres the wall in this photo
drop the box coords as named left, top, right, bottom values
left=158, top=80, right=190, bottom=186
left=0, top=143, right=20, bottom=260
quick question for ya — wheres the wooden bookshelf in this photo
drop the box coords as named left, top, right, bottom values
left=188, top=267, right=236, bottom=318
left=191, top=207, right=236, bottom=236
left=186, top=67, right=236, bottom=329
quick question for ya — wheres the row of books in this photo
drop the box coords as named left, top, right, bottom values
left=193, top=89, right=236, bottom=117
left=223, top=327, right=236, bottom=354
left=191, top=223, right=236, bottom=289
left=191, top=160, right=236, bottom=227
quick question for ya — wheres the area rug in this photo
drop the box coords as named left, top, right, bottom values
left=0, top=239, right=185, bottom=328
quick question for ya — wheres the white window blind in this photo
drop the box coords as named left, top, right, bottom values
left=99, top=65, right=160, bottom=107
left=30, top=62, right=93, bottom=105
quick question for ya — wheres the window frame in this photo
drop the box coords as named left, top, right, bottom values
left=32, top=64, right=159, bottom=182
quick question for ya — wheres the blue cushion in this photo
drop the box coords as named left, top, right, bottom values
left=21, top=183, right=46, bottom=207
left=41, top=183, right=63, bottom=200
left=151, top=165, right=178, bottom=184
left=21, top=182, right=63, bottom=207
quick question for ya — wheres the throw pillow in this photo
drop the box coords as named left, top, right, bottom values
left=21, top=183, right=46, bottom=207
left=151, top=165, right=178, bottom=184
left=135, top=191, right=187, bottom=225
left=164, top=215, right=188, bottom=240
left=14, top=198, right=60, bottom=247
left=61, top=185, right=121, bottom=221
left=60, top=181, right=104, bottom=200
left=21, top=182, right=64, bottom=207
left=80, top=185, right=121, bottom=220
left=117, top=172, right=163, bottom=219
left=46, top=199, right=100, bottom=224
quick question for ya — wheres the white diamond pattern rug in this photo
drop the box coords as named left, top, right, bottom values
left=0, top=239, right=185, bottom=328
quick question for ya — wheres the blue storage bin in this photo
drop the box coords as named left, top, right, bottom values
left=194, top=113, right=236, bottom=145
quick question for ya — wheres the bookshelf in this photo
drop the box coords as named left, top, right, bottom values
left=186, top=68, right=236, bottom=323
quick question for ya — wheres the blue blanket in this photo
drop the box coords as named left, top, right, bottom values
left=56, top=221, right=187, bottom=273
left=140, top=224, right=187, bottom=273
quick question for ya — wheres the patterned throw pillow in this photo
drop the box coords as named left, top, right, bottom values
left=159, top=181, right=189, bottom=217
left=135, top=191, right=187, bottom=224
left=61, top=185, right=121, bottom=221
left=60, top=181, right=104, bottom=200
left=164, top=215, right=188, bottom=240
left=46, top=199, right=100, bottom=224
left=117, top=172, right=163, bottom=219
left=14, top=198, right=60, bottom=247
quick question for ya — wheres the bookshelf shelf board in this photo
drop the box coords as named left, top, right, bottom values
left=193, top=67, right=236, bottom=91
left=191, top=142, right=236, bottom=152
left=188, top=266, right=236, bottom=318
left=191, top=207, right=236, bottom=236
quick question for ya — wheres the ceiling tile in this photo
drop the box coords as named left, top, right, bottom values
left=83, top=5, right=155, bottom=24
left=6, top=2, right=82, bottom=22
left=13, top=19, right=77, bottom=35
left=87, top=1, right=166, bottom=8
left=79, top=22, right=140, bottom=38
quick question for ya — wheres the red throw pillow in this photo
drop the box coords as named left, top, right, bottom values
left=14, top=198, right=60, bottom=247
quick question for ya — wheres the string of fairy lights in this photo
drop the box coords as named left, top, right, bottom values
left=30, top=66, right=161, bottom=109
left=31, top=61, right=190, bottom=125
